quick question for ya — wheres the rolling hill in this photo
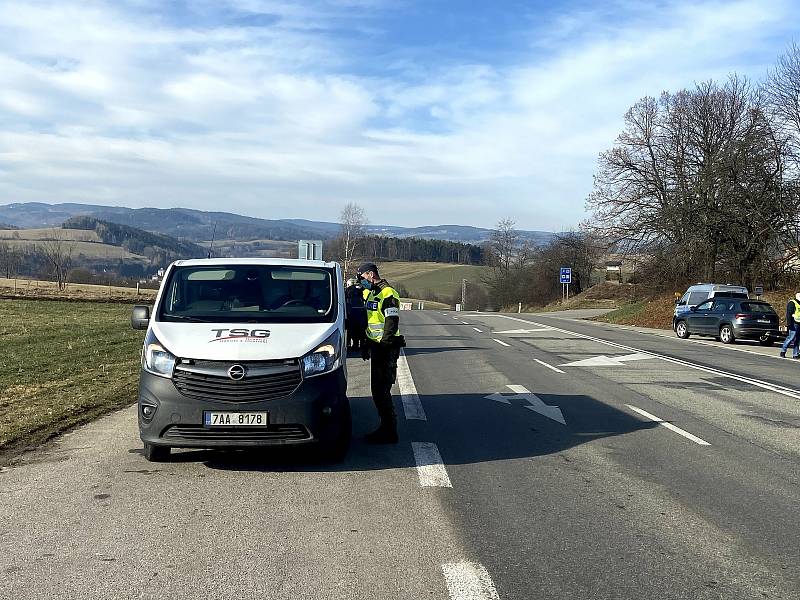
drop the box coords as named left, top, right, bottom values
left=0, top=202, right=555, bottom=245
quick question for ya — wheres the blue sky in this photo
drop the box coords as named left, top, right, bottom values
left=0, top=0, right=798, bottom=231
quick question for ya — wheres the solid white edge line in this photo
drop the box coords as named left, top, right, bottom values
left=492, top=339, right=511, bottom=347
left=480, top=314, right=800, bottom=400
left=534, top=358, right=565, bottom=374
left=626, top=404, right=711, bottom=446
left=473, top=327, right=483, bottom=333
left=397, top=349, right=427, bottom=420
left=442, top=562, right=500, bottom=600
left=411, top=442, right=452, bottom=487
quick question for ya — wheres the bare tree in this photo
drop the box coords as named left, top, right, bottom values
left=337, top=203, right=368, bottom=277
left=766, top=42, right=800, bottom=146
left=39, top=229, right=75, bottom=290
left=489, top=218, right=520, bottom=275
left=0, top=241, right=21, bottom=279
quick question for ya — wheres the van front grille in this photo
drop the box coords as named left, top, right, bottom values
left=172, top=360, right=302, bottom=402
left=163, top=424, right=310, bottom=442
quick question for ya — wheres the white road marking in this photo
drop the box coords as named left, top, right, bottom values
left=461, top=321, right=470, bottom=325
left=484, top=385, right=566, bottom=424
left=492, top=339, right=511, bottom=347
left=534, top=358, right=565, bottom=373
left=472, top=327, right=483, bottom=333
left=480, top=315, right=800, bottom=400
left=442, top=562, right=501, bottom=600
left=397, top=349, right=427, bottom=420
left=561, top=352, right=655, bottom=367
left=495, top=328, right=552, bottom=334
left=411, top=442, right=452, bottom=487
left=626, top=405, right=711, bottom=446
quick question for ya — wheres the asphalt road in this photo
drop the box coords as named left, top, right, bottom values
left=2, top=310, right=799, bottom=599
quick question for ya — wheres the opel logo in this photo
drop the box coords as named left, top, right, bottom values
left=227, top=364, right=247, bottom=380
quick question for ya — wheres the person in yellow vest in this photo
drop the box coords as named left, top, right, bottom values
left=780, top=292, right=800, bottom=358
left=357, top=262, right=406, bottom=444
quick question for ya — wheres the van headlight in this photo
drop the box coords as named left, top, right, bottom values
left=142, top=330, right=177, bottom=378
left=302, top=330, right=342, bottom=378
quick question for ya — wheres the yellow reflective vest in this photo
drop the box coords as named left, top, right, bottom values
left=792, top=299, right=800, bottom=323
left=363, top=284, right=401, bottom=342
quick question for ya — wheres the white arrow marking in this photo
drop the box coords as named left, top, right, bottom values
left=483, top=385, right=566, bottom=424
left=494, top=328, right=552, bottom=334
left=485, top=392, right=512, bottom=405
left=561, top=353, right=657, bottom=367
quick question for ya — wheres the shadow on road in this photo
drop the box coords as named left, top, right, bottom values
left=146, top=391, right=658, bottom=473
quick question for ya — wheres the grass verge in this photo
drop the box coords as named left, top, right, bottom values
left=0, top=299, right=144, bottom=463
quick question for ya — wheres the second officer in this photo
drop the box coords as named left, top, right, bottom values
left=357, top=262, right=405, bottom=444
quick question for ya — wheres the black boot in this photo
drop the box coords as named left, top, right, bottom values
left=365, top=422, right=398, bottom=444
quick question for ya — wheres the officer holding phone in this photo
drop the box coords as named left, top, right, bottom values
left=357, top=262, right=405, bottom=444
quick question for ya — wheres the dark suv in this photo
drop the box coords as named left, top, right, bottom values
left=674, top=298, right=780, bottom=345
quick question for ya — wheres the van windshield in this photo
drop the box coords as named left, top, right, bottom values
left=158, top=265, right=337, bottom=323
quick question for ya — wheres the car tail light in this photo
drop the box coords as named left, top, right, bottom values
left=735, top=313, right=752, bottom=319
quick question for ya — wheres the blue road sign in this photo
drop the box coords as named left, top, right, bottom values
left=560, top=267, right=572, bottom=284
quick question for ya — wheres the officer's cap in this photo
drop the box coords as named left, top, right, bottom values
left=357, top=262, right=379, bottom=277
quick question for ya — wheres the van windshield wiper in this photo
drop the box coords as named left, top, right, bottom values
left=162, top=314, right=214, bottom=323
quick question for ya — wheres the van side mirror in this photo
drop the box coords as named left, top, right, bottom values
left=131, top=305, right=151, bottom=330
left=689, top=306, right=697, bottom=312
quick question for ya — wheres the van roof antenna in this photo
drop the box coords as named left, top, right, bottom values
left=207, top=222, right=217, bottom=259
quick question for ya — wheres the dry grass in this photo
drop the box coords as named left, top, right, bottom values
left=0, top=277, right=157, bottom=302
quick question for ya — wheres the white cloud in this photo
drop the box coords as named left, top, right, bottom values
left=0, top=0, right=797, bottom=230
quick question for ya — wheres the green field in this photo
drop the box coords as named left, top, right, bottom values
left=379, top=262, right=488, bottom=301
left=0, top=299, right=144, bottom=461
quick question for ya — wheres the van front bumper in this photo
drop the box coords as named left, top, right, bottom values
left=137, top=367, right=348, bottom=448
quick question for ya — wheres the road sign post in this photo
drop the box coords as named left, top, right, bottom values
left=559, top=267, right=572, bottom=303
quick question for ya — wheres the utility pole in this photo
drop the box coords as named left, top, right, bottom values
left=461, top=279, right=467, bottom=311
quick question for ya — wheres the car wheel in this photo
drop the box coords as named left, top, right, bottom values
left=143, top=442, right=170, bottom=462
left=759, top=335, right=774, bottom=346
left=675, top=321, right=690, bottom=339
left=318, top=400, right=351, bottom=463
left=720, top=324, right=735, bottom=344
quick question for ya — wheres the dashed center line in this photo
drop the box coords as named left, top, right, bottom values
left=472, top=327, right=483, bottom=333
left=626, top=405, right=711, bottom=446
left=492, top=339, right=511, bottom=347
left=442, top=562, right=501, bottom=600
left=411, top=442, right=452, bottom=487
left=397, top=349, right=427, bottom=420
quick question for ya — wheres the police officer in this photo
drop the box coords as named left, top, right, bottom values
left=357, top=262, right=405, bottom=444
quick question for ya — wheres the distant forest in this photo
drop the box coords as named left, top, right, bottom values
left=328, top=234, right=485, bottom=265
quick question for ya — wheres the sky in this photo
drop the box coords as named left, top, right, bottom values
left=0, top=0, right=798, bottom=231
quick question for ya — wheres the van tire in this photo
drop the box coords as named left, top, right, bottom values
left=318, top=401, right=351, bottom=463
left=143, top=442, right=170, bottom=462
left=720, top=324, right=735, bottom=344
left=675, top=321, right=690, bottom=339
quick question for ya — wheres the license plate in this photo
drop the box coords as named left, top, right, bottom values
left=203, top=412, right=268, bottom=427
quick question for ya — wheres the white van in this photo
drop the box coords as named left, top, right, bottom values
left=130, top=258, right=350, bottom=462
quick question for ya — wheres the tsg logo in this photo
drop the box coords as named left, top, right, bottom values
left=209, top=329, right=271, bottom=343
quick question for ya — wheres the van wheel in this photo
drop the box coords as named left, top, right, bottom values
left=720, top=325, right=735, bottom=344
left=675, top=321, right=690, bottom=339
left=143, top=442, right=170, bottom=462
left=318, top=401, right=351, bottom=463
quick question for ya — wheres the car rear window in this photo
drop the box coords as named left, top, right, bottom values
left=741, top=302, right=775, bottom=314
